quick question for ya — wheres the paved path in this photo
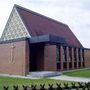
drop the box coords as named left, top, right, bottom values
left=0, top=73, right=90, bottom=82
left=0, top=73, right=39, bottom=79
left=50, top=75, right=90, bottom=82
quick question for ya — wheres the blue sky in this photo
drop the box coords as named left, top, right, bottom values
left=0, top=0, right=90, bottom=48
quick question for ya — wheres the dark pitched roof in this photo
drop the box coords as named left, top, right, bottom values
left=15, top=4, right=83, bottom=47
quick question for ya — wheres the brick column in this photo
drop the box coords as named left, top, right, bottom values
left=71, top=48, right=74, bottom=69
left=82, top=50, right=85, bottom=67
left=66, top=47, right=69, bottom=70
left=80, top=49, right=83, bottom=68
left=76, top=48, right=79, bottom=69
left=60, top=46, right=63, bottom=71
left=25, top=41, right=30, bottom=75
left=44, top=45, right=57, bottom=71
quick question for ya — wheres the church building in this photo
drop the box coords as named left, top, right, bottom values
left=0, top=5, right=90, bottom=76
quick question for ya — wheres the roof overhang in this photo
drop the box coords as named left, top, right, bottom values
left=30, top=34, right=66, bottom=44
left=0, top=34, right=66, bottom=45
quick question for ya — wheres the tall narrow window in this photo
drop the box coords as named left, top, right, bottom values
left=78, top=48, right=81, bottom=67
left=63, top=46, right=66, bottom=62
left=69, top=47, right=72, bottom=62
left=78, top=48, right=81, bottom=61
left=74, top=48, right=76, bottom=62
left=82, top=49, right=84, bottom=62
left=56, top=45, right=60, bottom=62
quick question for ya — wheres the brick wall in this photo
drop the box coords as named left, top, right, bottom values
left=44, top=45, right=57, bottom=71
left=84, top=49, right=90, bottom=68
left=0, top=40, right=29, bottom=76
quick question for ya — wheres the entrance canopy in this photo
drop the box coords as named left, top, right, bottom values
left=29, top=34, right=66, bottom=44
left=0, top=34, right=66, bottom=45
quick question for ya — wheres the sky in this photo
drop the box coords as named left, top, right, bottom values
left=0, top=0, right=90, bottom=48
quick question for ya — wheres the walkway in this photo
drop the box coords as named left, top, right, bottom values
left=50, top=75, right=90, bottom=82
left=0, top=73, right=90, bottom=82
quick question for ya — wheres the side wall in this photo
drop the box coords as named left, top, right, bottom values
left=0, top=40, right=29, bottom=76
left=84, top=49, right=90, bottom=68
left=44, top=45, right=57, bottom=71
left=43, top=45, right=90, bottom=71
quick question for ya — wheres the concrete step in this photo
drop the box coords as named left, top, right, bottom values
left=27, top=71, right=62, bottom=78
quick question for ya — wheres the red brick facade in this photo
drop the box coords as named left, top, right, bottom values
left=44, top=45, right=57, bottom=71
left=0, top=40, right=29, bottom=76
left=0, top=39, right=90, bottom=76
left=84, top=49, right=90, bottom=67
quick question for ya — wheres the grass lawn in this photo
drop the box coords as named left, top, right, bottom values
left=63, top=69, right=90, bottom=78
left=0, top=76, right=76, bottom=90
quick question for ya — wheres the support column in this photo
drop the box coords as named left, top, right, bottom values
left=25, top=41, right=30, bottom=75
left=66, top=47, right=69, bottom=70
left=60, top=46, right=63, bottom=71
left=80, top=49, right=83, bottom=68
left=71, top=48, right=74, bottom=69
left=44, top=45, right=57, bottom=71
left=76, top=48, right=79, bottom=69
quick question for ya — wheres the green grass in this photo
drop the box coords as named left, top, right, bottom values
left=0, top=76, right=76, bottom=89
left=63, top=69, right=90, bottom=78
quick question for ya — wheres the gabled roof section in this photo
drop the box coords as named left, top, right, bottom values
left=1, top=4, right=83, bottom=48
left=15, top=4, right=83, bottom=48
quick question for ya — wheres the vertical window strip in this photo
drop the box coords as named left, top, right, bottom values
left=82, top=49, right=84, bottom=62
left=56, top=45, right=60, bottom=62
left=74, top=48, right=76, bottom=62
left=68, top=47, right=71, bottom=62
left=63, top=46, right=66, bottom=62
left=78, top=48, right=81, bottom=61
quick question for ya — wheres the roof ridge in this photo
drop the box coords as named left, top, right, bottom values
left=14, top=4, right=68, bottom=27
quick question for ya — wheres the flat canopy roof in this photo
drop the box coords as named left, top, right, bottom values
left=0, top=36, right=85, bottom=48
left=30, top=34, right=66, bottom=44
left=0, top=34, right=66, bottom=45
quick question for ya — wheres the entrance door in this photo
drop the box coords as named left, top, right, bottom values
left=29, top=44, right=44, bottom=71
